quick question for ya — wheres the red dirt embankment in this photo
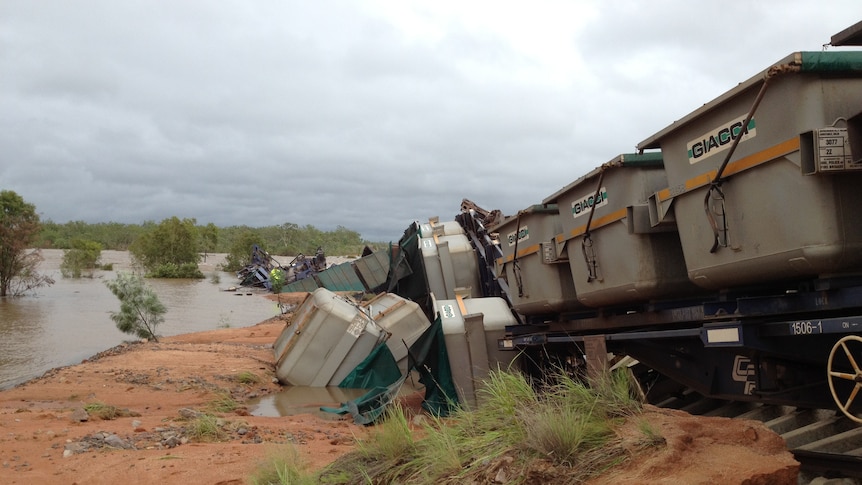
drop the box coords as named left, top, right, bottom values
left=0, top=293, right=798, bottom=485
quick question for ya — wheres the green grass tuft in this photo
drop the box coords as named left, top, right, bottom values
left=252, top=368, right=645, bottom=485
left=235, top=370, right=262, bottom=385
left=207, top=391, right=241, bottom=413
left=248, top=445, right=324, bottom=485
left=636, top=419, right=666, bottom=448
left=186, top=413, right=227, bottom=442
left=84, top=401, right=121, bottom=420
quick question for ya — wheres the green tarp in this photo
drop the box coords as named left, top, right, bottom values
left=338, top=341, right=402, bottom=390
left=800, top=51, right=862, bottom=72
left=408, top=315, right=459, bottom=417
left=386, top=222, right=436, bottom=317
left=321, top=315, right=459, bottom=424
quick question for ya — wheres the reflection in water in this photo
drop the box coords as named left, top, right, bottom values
left=248, top=387, right=371, bottom=419
left=248, top=379, right=425, bottom=418
left=0, top=298, right=48, bottom=379
left=0, top=250, right=278, bottom=389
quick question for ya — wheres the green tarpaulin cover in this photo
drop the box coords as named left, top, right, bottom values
left=321, top=315, right=459, bottom=424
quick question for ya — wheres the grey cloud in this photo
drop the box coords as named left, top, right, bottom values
left=2, top=1, right=860, bottom=243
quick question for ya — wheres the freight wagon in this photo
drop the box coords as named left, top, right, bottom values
left=381, top=22, right=862, bottom=476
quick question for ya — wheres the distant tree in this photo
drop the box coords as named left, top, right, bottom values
left=105, top=272, right=166, bottom=341
left=129, top=217, right=203, bottom=278
left=278, top=222, right=299, bottom=254
left=0, top=190, right=54, bottom=296
left=222, top=230, right=264, bottom=273
left=60, top=239, right=102, bottom=278
left=199, top=223, right=218, bottom=262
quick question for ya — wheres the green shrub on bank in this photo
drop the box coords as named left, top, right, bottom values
left=104, top=272, right=166, bottom=342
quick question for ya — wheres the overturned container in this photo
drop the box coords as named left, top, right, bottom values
left=491, top=204, right=580, bottom=316
left=433, top=295, right=519, bottom=409
left=360, top=292, right=431, bottom=375
left=274, top=288, right=384, bottom=387
left=638, top=51, right=862, bottom=289
left=544, top=152, right=694, bottom=307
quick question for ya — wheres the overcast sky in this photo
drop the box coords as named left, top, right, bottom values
left=2, top=2, right=860, bottom=242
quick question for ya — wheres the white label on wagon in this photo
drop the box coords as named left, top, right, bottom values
left=571, top=187, right=608, bottom=219
left=347, top=314, right=368, bottom=338
left=506, top=226, right=529, bottom=247
left=686, top=114, right=757, bottom=164
left=441, top=304, right=456, bottom=319
left=816, top=127, right=859, bottom=171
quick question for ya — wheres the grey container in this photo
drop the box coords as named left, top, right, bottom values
left=352, top=249, right=391, bottom=292
left=360, top=292, right=431, bottom=375
left=419, top=233, right=481, bottom=299
left=638, top=51, right=862, bottom=289
left=273, top=288, right=382, bottom=387
left=490, top=204, right=580, bottom=315
left=544, top=153, right=694, bottom=307
left=434, top=295, right=518, bottom=409
left=418, top=218, right=465, bottom=238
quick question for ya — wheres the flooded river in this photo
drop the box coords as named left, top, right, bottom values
left=0, top=249, right=278, bottom=389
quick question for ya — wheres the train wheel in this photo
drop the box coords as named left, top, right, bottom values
left=827, top=335, right=862, bottom=423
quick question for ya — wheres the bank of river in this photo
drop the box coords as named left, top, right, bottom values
left=0, top=250, right=277, bottom=389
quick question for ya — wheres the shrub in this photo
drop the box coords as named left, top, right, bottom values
left=269, top=268, right=286, bottom=293
left=249, top=446, right=317, bottom=485
left=129, top=217, right=203, bottom=278
left=84, top=402, right=120, bottom=420
left=207, top=392, right=241, bottom=413
left=105, top=272, right=166, bottom=342
left=311, top=368, right=641, bottom=485
left=235, top=371, right=261, bottom=385
left=60, top=239, right=102, bottom=278
left=187, top=414, right=227, bottom=442
left=147, top=262, right=204, bottom=278
left=222, top=231, right=263, bottom=272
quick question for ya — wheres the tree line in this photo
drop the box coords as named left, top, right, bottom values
left=1, top=189, right=391, bottom=341
left=1, top=189, right=387, bottom=296
left=37, top=219, right=382, bottom=259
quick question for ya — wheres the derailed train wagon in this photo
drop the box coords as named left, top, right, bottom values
left=450, top=25, right=862, bottom=434
left=641, top=51, right=862, bottom=290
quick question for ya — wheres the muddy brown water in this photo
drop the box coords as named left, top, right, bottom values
left=0, top=249, right=278, bottom=390
left=247, top=377, right=425, bottom=419
left=1, top=249, right=414, bottom=418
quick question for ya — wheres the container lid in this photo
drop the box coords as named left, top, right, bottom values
left=542, top=152, right=663, bottom=204
left=637, top=51, right=862, bottom=150
left=832, top=20, right=862, bottom=46
left=488, top=204, right=558, bottom=231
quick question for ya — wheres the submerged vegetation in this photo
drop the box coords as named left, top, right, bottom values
left=60, top=239, right=103, bottom=278
left=251, top=369, right=647, bottom=485
left=129, top=217, right=204, bottom=278
left=0, top=190, right=54, bottom=296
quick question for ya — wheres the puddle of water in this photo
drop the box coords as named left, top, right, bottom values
left=248, top=386, right=372, bottom=419
left=249, top=379, right=426, bottom=419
